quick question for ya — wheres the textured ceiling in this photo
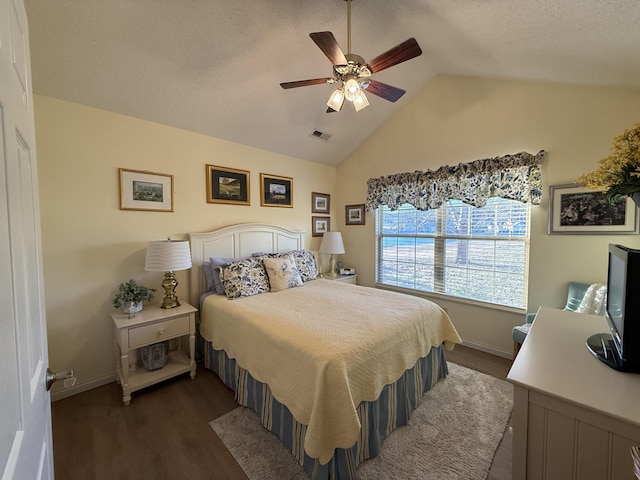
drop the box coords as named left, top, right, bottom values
left=24, top=0, right=640, bottom=166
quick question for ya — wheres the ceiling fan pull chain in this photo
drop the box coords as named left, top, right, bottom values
left=347, top=0, right=351, bottom=55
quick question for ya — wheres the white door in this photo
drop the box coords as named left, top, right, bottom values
left=0, top=0, right=54, bottom=478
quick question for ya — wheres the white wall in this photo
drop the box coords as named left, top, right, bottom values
left=34, top=95, right=337, bottom=399
left=336, top=75, right=640, bottom=356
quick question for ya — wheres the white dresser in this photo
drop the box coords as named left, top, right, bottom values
left=507, top=307, right=640, bottom=480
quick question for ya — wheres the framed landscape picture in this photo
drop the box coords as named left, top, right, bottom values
left=261, top=173, right=293, bottom=207
left=312, top=216, right=330, bottom=237
left=119, top=168, right=174, bottom=212
left=345, top=204, right=366, bottom=225
left=548, top=184, right=639, bottom=234
left=206, top=165, right=250, bottom=205
left=312, top=192, right=330, bottom=214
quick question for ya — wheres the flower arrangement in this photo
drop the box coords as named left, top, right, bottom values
left=577, top=123, right=640, bottom=204
left=112, top=279, right=156, bottom=309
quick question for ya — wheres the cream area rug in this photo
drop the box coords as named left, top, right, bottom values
left=210, top=363, right=513, bottom=480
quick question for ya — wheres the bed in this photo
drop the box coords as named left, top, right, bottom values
left=189, top=223, right=461, bottom=479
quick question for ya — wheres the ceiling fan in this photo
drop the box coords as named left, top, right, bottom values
left=279, top=0, right=422, bottom=113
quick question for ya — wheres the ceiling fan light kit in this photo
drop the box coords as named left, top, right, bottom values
left=280, top=0, right=422, bottom=113
left=327, top=88, right=345, bottom=111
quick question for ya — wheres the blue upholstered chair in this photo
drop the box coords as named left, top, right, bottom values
left=512, top=282, right=591, bottom=358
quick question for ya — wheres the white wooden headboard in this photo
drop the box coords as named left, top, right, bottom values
left=188, top=223, right=305, bottom=307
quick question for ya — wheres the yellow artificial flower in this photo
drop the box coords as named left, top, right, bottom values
left=577, top=123, right=640, bottom=203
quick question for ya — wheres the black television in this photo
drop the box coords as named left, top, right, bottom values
left=586, top=244, right=640, bottom=372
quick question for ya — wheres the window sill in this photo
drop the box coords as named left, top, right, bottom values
left=374, top=283, right=527, bottom=315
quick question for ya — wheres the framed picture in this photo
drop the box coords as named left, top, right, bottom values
left=312, top=216, right=330, bottom=237
left=345, top=204, right=366, bottom=225
left=119, top=168, right=174, bottom=212
left=206, top=165, right=250, bottom=205
left=312, top=192, right=331, bottom=214
left=260, top=173, right=293, bottom=207
left=548, top=184, right=639, bottom=234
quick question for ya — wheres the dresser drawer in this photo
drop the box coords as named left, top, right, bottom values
left=128, top=315, right=190, bottom=347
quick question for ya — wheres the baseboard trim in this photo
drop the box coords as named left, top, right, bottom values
left=460, top=338, right=512, bottom=359
left=51, top=373, right=116, bottom=402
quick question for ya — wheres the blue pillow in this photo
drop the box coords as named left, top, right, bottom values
left=202, top=261, right=216, bottom=292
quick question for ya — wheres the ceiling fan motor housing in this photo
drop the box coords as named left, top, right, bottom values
left=333, top=54, right=371, bottom=90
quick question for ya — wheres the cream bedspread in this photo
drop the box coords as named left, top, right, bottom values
left=200, top=280, right=461, bottom=464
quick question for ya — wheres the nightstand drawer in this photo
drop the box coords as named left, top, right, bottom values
left=128, top=315, right=189, bottom=347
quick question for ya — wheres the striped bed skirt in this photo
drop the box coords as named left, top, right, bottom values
left=205, top=341, right=448, bottom=480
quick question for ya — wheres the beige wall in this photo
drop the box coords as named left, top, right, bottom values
left=336, top=75, right=640, bottom=356
left=34, top=95, right=337, bottom=398
left=36, top=76, right=640, bottom=398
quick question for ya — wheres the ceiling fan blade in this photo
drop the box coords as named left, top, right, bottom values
left=326, top=106, right=340, bottom=113
left=310, top=31, right=348, bottom=66
left=365, top=80, right=406, bottom=103
left=366, top=38, right=422, bottom=73
left=280, top=78, right=331, bottom=89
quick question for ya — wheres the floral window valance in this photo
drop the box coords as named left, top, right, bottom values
left=366, top=150, right=545, bottom=212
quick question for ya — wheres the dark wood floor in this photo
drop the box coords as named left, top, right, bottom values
left=445, top=344, right=513, bottom=380
left=51, top=344, right=512, bottom=480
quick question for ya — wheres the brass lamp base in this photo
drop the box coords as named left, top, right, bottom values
left=160, top=271, right=181, bottom=309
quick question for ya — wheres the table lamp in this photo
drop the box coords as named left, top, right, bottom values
left=319, top=231, right=345, bottom=277
left=145, top=238, right=192, bottom=308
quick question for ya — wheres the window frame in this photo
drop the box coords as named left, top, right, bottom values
left=375, top=199, right=530, bottom=312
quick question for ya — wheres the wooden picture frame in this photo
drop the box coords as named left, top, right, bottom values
left=345, top=204, right=366, bottom=225
left=119, top=168, right=174, bottom=212
left=206, top=165, right=250, bottom=205
left=260, top=173, right=293, bottom=207
left=312, top=216, right=330, bottom=237
left=548, top=184, right=639, bottom=234
left=312, top=192, right=330, bottom=214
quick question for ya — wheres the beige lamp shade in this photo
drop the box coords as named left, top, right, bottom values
left=319, top=232, right=345, bottom=255
left=144, top=240, right=192, bottom=272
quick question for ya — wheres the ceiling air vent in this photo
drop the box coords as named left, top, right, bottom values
left=310, top=130, right=331, bottom=141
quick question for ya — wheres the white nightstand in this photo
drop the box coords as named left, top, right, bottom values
left=324, top=274, right=357, bottom=285
left=112, top=302, right=197, bottom=405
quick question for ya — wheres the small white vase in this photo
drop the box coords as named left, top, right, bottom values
left=123, top=301, right=143, bottom=318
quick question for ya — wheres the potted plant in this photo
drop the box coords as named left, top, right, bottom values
left=112, top=279, right=156, bottom=317
left=578, top=123, right=640, bottom=205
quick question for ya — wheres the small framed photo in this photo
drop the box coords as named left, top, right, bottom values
left=312, top=216, right=330, bottom=237
left=261, top=173, right=293, bottom=207
left=548, top=184, right=639, bottom=234
left=345, top=204, right=366, bottom=225
left=312, top=192, right=330, bottom=214
left=206, top=165, right=250, bottom=205
left=119, top=168, right=174, bottom=212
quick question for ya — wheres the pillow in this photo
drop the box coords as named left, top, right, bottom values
left=210, top=257, right=243, bottom=294
left=202, top=261, right=217, bottom=292
left=219, top=257, right=270, bottom=299
left=263, top=255, right=303, bottom=292
left=288, top=250, right=318, bottom=282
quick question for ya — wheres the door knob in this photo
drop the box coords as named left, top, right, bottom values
left=46, top=368, right=75, bottom=391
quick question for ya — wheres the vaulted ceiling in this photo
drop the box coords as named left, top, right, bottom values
left=24, top=0, right=640, bottom=166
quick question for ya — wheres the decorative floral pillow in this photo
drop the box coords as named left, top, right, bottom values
left=219, top=257, right=270, bottom=299
left=289, top=250, right=318, bottom=281
left=263, top=255, right=303, bottom=292
left=210, top=257, right=243, bottom=294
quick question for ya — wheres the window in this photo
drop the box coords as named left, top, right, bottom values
left=376, top=198, right=529, bottom=309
